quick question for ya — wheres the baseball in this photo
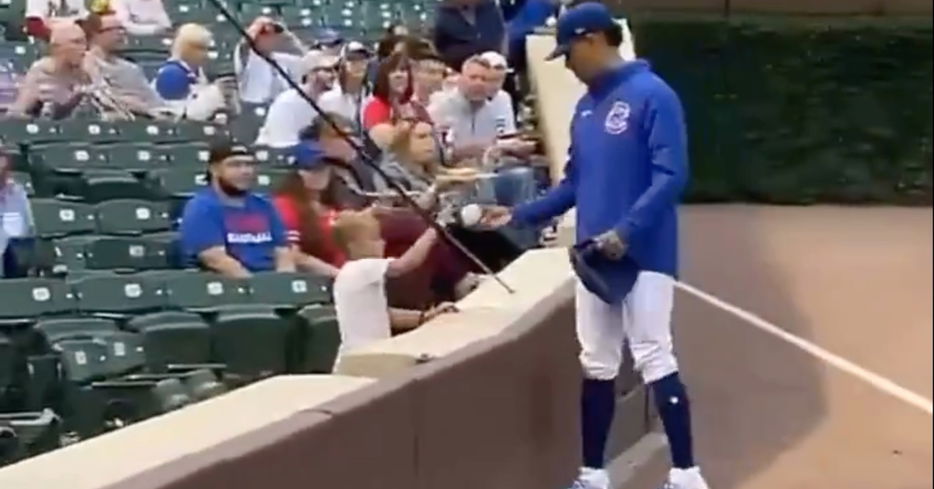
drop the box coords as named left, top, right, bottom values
left=459, top=204, right=483, bottom=228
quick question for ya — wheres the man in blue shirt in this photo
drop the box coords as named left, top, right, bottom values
left=180, top=142, right=294, bottom=277
left=483, top=4, right=709, bottom=489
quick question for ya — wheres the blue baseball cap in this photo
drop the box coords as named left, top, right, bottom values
left=292, top=140, right=328, bottom=170
left=547, top=2, right=618, bottom=61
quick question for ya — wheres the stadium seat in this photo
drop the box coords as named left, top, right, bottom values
left=27, top=143, right=107, bottom=175
left=161, top=142, right=212, bottom=167
left=97, top=331, right=146, bottom=376
left=51, top=235, right=99, bottom=273
left=1, top=237, right=57, bottom=277
left=77, top=170, right=151, bottom=203
left=248, top=271, right=331, bottom=309
left=0, top=410, right=62, bottom=461
left=71, top=274, right=165, bottom=318
left=252, top=167, right=289, bottom=194
left=94, top=199, right=171, bottom=236
left=21, top=355, right=60, bottom=412
left=0, top=278, right=75, bottom=324
left=0, top=335, right=15, bottom=410
left=126, top=311, right=213, bottom=373
left=290, top=304, right=340, bottom=373
left=253, top=146, right=293, bottom=167
left=59, top=120, right=125, bottom=145
left=34, top=317, right=120, bottom=349
left=210, top=304, right=289, bottom=385
left=82, top=235, right=172, bottom=271
left=148, top=167, right=209, bottom=198
left=102, top=142, right=164, bottom=174
left=0, top=120, right=68, bottom=145
left=162, top=271, right=248, bottom=311
left=0, top=423, right=21, bottom=467
left=30, top=199, right=96, bottom=238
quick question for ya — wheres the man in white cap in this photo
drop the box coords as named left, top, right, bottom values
left=255, top=50, right=339, bottom=148
left=480, top=50, right=514, bottom=116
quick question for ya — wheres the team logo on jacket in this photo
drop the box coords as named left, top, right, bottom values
left=605, top=101, right=631, bottom=135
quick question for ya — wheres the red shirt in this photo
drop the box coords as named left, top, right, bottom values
left=273, top=196, right=346, bottom=267
left=362, top=97, right=432, bottom=130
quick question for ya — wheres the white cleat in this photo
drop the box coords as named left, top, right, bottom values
left=660, top=467, right=711, bottom=489
left=568, top=467, right=610, bottom=489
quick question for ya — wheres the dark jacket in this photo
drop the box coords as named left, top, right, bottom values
left=433, top=0, right=506, bottom=71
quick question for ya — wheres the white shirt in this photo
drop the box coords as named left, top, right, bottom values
left=428, top=89, right=516, bottom=148
left=111, top=0, right=171, bottom=36
left=237, top=51, right=302, bottom=105
left=254, top=87, right=320, bottom=148
left=333, top=258, right=394, bottom=355
left=318, top=85, right=369, bottom=132
left=26, top=0, right=86, bottom=19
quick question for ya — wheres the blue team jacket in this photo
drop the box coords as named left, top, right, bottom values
left=513, top=60, right=688, bottom=282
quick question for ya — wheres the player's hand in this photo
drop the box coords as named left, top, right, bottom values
left=594, top=229, right=627, bottom=260
left=478, top=205, right=512, bottom=229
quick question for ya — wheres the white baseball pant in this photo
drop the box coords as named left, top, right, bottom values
left=575, top=271, right=679, bottom=383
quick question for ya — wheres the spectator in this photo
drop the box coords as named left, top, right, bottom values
left=412, top=48, right=448, bottom=108
left=368, top=34, right=430, bottom=86
left=433, top=0, right=506, bottom=72
left=255, top=50, right=338, bottom=148
left=235, top=17, right=307, bottom=105
left=331, top=209, right=456, bottom=357
left=363, top=53, right=431, bottom=137
left=504, top=0, right=558, bottom=72
left=180, top=141, right=295, bottom=277
left=110, top=0, right=171, bottom=36
left=154, top=23, right=231, bottom=121
left=300, top=114, right=376, bottom=207
left=0, top=149, right=34, bottom=278
left=428, top=55, right=515, bottom=161
left=83, top=12, right=169, bottom=118
left=314, top=28, right=345, bottom=58
left=480, top=50, right=517, bottom=116
left=8, top=22, right=92, bottom=119
left=272, top=140, right=344, bottom=278
left=25, top=0, right=88, bottom=40
left=318, top=42, right=372, bottom=133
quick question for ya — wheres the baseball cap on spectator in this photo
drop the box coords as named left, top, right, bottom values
left=209, top=140, right=253, bottom=164
left=302, top=50, right=340, bottom=73
left=547, top=2, right=618, bottom=61
left=480, top=51, right=509, bottom=71
left=315, top=28, right=344, bottom=48
left=291, top=140, right=328, bottom=170
left=341, top=41, right=372, bottom=59
left=246, top=16, right=284, bottom=40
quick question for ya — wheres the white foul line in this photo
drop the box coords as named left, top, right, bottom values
left=676, top=281, right=934, bottom=416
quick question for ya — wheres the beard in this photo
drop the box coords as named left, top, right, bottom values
left=215, top=176, right=249, bottom=197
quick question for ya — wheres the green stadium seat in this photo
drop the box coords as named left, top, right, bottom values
left=176, top=120, right=230, bottom=141
left=54, top=338, right=110, bottom=385
left=0, top=335, right=15, bottom=410
left=239, top=3, right=278, bottom=16
left=77, top=170, right=151, bottom=203
left=0, top=120, right=67, bottom=145
left=253, top=167, right=289, bottom=194
left=71, top=274, right=165, bottom=318
left=102, top=142, right=164, bottom=174
left=0, top=279, right=75, bottom=323
left=160, top=142, right=212, bottom=167
left=248, top=271, right=331, bottom=309
left=162, top=271, right=248, bottom=311
left=97, top=331, right=146, bottom=376
left=81, top=235, right=172, bottom=271
left=51, top=235, right=100, bottom=273
left=0, top=410, right=62, bottom=460
left=253, top=146, right=293, bottom=167
left=28, top=143, right=107, bottom=175
left=291, top=304, right=340, bottom=373
left=210, top=304, right=289, bottom=385
left=35, top=317, right=120, bottom=348
left=22, top=355, right=60, bottom=412
left=1, top=237, right=57, bottom=277
left=59, top=120, right=125, bottom=144
left=148, top=167, right=209, bottom=199
left=31, top=199, right=96, bottom=238
left=126, top=311, right=213, bottom=373
left=94, top=199, right=171, bottom=236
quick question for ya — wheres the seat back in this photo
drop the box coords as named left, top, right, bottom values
left=0, top=279, right=75, bottom=321
left=30, top=200, right=96, bottom=238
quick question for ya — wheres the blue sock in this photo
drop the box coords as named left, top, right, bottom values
left=650, top=372, right=695, bottom=469
left=581, top=378, right=616, bottom=469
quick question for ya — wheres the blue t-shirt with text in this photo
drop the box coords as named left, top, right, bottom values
left=180, top=188, right=287, bottom=272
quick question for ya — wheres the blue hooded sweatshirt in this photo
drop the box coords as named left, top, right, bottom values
left=513, top=60, right=688, bottom=284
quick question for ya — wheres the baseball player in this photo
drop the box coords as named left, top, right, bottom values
left=482, top=3, right=709, bottom=489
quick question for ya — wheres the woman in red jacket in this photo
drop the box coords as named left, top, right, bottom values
left=362, top=52, right=432, bottom=134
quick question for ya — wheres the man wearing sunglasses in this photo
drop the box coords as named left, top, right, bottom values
left=255, top=50, right=339, bottom=148
left=180, top=142, right=295, bottom=278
